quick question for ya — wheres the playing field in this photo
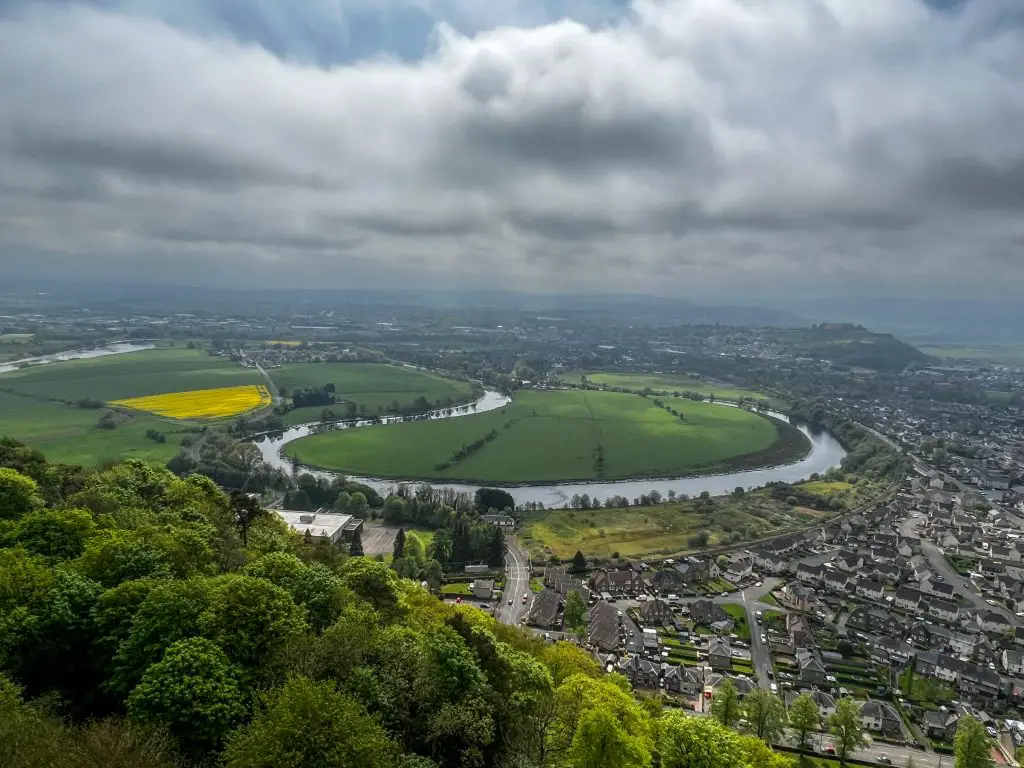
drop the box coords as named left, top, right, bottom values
left=520, top=494, right=825, bottom=559
left=0, top=348, right=265, bottom=465
left=268, top=362, right=475, bottom=424
left=559, top=370, right=778, bottom=405
left=284, top=389, right=808, bottom=484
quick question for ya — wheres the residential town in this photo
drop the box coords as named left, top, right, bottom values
left=519, top=470, right=1024, bottom=765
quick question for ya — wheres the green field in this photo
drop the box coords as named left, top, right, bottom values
left=0, top=348, right=262, bottom=402
left=0, top=348, right=262, bottom=465
left=521, top=495, right=825, bottom=559
left=285, top=389, right=807, bottom=484
left=268, top=362, right=475, bottom=424
left=918, top=342, right=1024, bottom=365
left=559, top=370, right=779, bottom=405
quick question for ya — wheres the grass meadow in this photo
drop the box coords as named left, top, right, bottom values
left=284, top=389, right=803, bottom=484
left=558, top=370, right=781, bottom=406
left=520, top=492, right=825, bottom=560
left=268, top=362, right=475, bottom=424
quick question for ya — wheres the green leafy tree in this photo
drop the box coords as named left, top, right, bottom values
left=658, top=712, right=744, bottom=768
left=710, top=678, right=741, bottom=728
left=564, top=591, right=587, bottom=636
left=4, top=507, right=97, bottom=561
left=224, top=676, right=399, bottom=768
left=404, top=531, right=426, bottom=565
left=422, top=559, right=444, bottom=590
left=126, top=637, right=245, bottom=756
left=339, top=557, right=401, bottom=615
left=787, top=692, right=820, bottom=750
left=540, top=642, right=601, bottom=685
left=828, top=698, right=865, bottom=766
left=548, top=674, right=653, bottom=766
left=348, top=492, right=368, bottom=517
left=228, top=491, right=264, bottom=547
left=567, top=706, right=651, bottom=768
left=954, top=715, right=993, bottom=768
left=743, top=688, right=787, bottom=742
left=0, top=468, right=43, bottom=521
left=110, top=578, right=216, bottom=698
left=197, top=575, right=309, bottom=681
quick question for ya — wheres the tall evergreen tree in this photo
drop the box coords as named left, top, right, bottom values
left=393, top=528, right=406, bottom=560
left=349, top=529, right=364, bottom=557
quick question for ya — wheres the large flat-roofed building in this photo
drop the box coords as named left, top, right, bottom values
left=273, top=509, right=363, bottom=543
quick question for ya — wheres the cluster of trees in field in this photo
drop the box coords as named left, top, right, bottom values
left=764, top=482, right=837, bottom=511
left=381, top=486, right=505, bottom=569
left=289, top=384, right=336, bottom=409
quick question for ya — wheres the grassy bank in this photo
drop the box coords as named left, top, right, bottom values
left=284, top=389, right=806, bottom=485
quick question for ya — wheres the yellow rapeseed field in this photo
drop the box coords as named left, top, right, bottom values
left=111, top=385, right=271, bottom=420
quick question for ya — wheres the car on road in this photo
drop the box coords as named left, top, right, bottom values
left=521, top=595, right=528, bottom=604
left=754, top=581, right=762, bottom=588
left=720, top=591, right=729, bottom=597
left=822, top=745, right=835, bottom=755
left=987, top=726, right=998, bottom=737
left=769, top=682, right=777, bottom=694
left=760, top=634, right=767, bottom=644
left=877, top=756, right=891, bottom=765
left=508, top=599, right=513, bottom=605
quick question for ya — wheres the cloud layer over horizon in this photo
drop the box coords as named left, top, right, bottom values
left=2, top=0, right=1023, bottom=296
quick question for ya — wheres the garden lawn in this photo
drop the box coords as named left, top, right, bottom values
left=721, top=603, right=751, bottom=640
left=560, top=370, right=779, bottom=405
left=285, top=388, right=804, bottom=484
left=269, top=362, right=474, bottom=423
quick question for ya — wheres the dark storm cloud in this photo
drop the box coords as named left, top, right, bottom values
left=0, top=0, right=1023, bottom=295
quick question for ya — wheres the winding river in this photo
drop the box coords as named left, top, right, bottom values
left=252, top=389, right=847, bottom=507
left=0, top=342, right=156, bottom=374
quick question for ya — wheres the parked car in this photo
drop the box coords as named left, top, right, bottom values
left=877, top=756, right=891, bottom=765
left=754, top=581, right=762, bottom=587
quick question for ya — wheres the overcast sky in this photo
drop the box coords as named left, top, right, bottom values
left=2, top=0, right=1023, bottom=297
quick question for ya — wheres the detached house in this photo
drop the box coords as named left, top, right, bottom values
left=977, top=610, right=1012, bottom=635
left=1002, top=649, right=1024, bottom=676
left=894, top=588, right=921, bottom=612
left=708, top=637, right=733, bottom=669
left=927, top=598, right=960, bottom=624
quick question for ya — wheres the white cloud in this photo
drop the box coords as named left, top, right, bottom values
left=1, top=0, right=1023, bottom=295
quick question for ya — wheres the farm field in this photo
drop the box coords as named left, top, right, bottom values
left=268, top=362, right=475, bottom=424
left=0, top=348, right=264, bottom=465
left=284, top=388, right=808, bottom=484
left=520, top=494, right=825, bottom=560
left=0, top=391, right=183, bottom=465
left=0, top=347, right=263, bottom=402
left=558, top=370, right=780, bottom=405
left=112, top=384, right=271, bottom=420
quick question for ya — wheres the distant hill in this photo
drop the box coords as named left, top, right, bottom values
left=798, top=323, right=930, bottom=372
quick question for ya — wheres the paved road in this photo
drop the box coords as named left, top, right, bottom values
left=902, top=516, right=1021, bottom=627
left=742, top=590, right=772, bottom=689
left=497, top=536, right=532, bottom=626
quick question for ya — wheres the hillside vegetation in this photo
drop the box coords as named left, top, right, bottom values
left=0, top=438, right=793, bottom=767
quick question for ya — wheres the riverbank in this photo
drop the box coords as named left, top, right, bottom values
left=255, top=389, right=846, bottom=507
